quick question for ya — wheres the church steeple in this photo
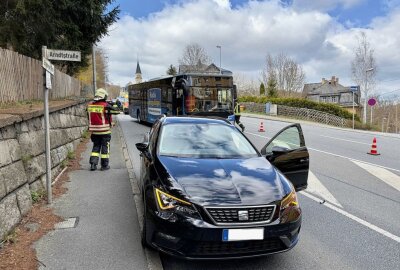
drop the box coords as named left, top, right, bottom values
left=136, top=61, right=141, bottom=74
left=135, top=61, right=142, bottom=84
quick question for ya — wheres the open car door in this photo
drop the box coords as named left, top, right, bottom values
left=260, top=123, right=309, bottom=191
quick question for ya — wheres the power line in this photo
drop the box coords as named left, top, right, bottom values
left=377, top=78, right=400, bottom=83
left=379, top=89, right=400, bottom=96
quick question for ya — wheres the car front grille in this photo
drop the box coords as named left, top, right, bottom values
left=188, top=238, right=284, bottom=257
left=205, top=205, right=276, bottom=225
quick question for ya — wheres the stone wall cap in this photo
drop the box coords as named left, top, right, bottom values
left=0, top=114, right=22, bottom=128
left=0, top=99, right=89, bottom=125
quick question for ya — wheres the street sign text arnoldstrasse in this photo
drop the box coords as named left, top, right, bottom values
left=46, top=49, right=81, bottom=62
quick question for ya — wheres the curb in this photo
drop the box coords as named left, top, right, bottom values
left=115, top=118, right=164, bottom=270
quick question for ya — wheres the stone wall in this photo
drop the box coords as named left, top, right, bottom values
left=0, top=100, right=88, bottom=239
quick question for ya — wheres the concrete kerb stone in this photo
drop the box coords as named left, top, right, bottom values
left=115, top=119, right=163, bottom=270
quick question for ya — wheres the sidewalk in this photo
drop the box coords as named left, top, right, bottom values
left=35, top=126, right=148, bottom=270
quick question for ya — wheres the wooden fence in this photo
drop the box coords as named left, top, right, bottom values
left=242, top=102, right=349, bottom=127
left=0, top=48, right=81, bottom=103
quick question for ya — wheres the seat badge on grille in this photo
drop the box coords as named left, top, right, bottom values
left=238, top=210, right=249, bottom=221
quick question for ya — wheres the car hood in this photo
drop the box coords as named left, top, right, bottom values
left=158, top=156, right=284, bottom=205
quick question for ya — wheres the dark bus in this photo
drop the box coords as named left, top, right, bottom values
left=127, top=73, right=237, bottom=124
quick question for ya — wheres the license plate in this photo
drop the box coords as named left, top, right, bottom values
left=222, top=228, right=264, bottom=242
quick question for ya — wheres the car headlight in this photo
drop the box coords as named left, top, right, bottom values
left=280, top=190, right=301, bottom=223
left=154, top=188, right=200, bottom=219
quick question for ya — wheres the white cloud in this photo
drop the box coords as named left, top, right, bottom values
left=100, top=0, right=400, bottom=94
left=291, top=0, right=364, bottom=11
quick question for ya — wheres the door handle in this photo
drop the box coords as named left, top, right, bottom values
left=299, top=158, right=309, bottom=163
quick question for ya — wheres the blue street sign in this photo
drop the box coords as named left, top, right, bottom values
left=350, top=86, right=359, bottom=91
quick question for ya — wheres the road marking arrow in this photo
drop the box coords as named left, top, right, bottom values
left=305, top=171, right=343, bottom=208
left=351, top=160, right=400, bottom=192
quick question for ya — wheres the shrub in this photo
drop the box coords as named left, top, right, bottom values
left=238, top=96, right=360, bottom=121
left=31, top=189, right=46, bottom=203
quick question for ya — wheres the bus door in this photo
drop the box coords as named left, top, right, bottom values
left=148, top=88, right=162, bottom=122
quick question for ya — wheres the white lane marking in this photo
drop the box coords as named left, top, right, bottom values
left=247, top=131, right=400, bottom=173
left=307, top=171, right=343, bottom=208
left=351, top=160, right=400, bottom=192
left=245, top=131, right=270, bottom=139
left=319, top=135, right=371, bottom=145
left=309, top=148, right=400, bottom=173
left=300, top=191, right=400, bottom=243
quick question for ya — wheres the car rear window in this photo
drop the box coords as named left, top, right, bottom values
left=158, top=123, right=259, bottom=158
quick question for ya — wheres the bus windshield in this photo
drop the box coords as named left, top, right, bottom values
left=185, top=87, right=233, bottom=113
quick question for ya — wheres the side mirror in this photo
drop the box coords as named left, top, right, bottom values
left=271, top=146, right=290, bottom=155
left=135, top=142, right=149, bottom=152
left=264, top=146, right=290, bottom=162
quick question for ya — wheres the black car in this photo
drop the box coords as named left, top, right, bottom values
left=135, top=116, right=309, bottom=259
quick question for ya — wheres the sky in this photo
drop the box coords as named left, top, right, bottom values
left=100, top=0, right=400, bottom=97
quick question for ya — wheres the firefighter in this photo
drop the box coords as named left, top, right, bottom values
left=234, top=101, right=245, bottom=132
left=87, top=88, right=121, bottom=171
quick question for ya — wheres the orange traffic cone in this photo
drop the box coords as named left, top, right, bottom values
left=258, top=122, right=265, bottom=132
left=367, top=137, right=380, bottom=155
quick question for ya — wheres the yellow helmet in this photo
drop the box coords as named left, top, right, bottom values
left=94, top=88, right=108, bottom=101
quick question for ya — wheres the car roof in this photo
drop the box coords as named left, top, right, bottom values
left=161, top=116, right=231, bottom=126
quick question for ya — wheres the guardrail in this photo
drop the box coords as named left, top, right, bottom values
left=242, top=102, right=349, bottom=127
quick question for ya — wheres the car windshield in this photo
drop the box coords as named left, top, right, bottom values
left=158, top=123, right=259, bottom=158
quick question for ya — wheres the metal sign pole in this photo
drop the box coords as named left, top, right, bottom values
left=370, top=105, right=373, bottom=125
left=42, top=46, right=52, bottom=204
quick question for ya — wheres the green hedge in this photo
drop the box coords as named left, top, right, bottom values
left=238, top=96, right=360, bottom=121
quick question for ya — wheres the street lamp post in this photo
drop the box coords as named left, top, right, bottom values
left=92, top=45, right=97, bottom=94
left=352, top=91, right=355, bottom=129
left=396, top=102, right=399, bottom=133
left=216, top=45, right=221, bottom=74
left=363, top=67, right=374, bottom=124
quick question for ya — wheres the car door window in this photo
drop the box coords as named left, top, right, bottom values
left=264, top=126, right=301, bottom=154
left=148, top=120, right=162, bottom=152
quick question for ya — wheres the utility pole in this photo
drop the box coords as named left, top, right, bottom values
left=91, top=8, right=96, bottom=95
left=216, top=45, right=221, bottom=74
left=92, top=44, right=97, bottom=95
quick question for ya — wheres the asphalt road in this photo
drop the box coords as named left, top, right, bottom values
left=118, top=114, right=400, bottom=270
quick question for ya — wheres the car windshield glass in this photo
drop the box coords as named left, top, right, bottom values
left=158, top=123, right=259, bottom=158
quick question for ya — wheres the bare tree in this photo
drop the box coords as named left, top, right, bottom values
left=351, top=32, right=377, bottom=124
left=233, top=72, right=258, bottom=96
left=179, top=43, right=211, bottom=71
left=262, top=53, right=305, bottom=95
